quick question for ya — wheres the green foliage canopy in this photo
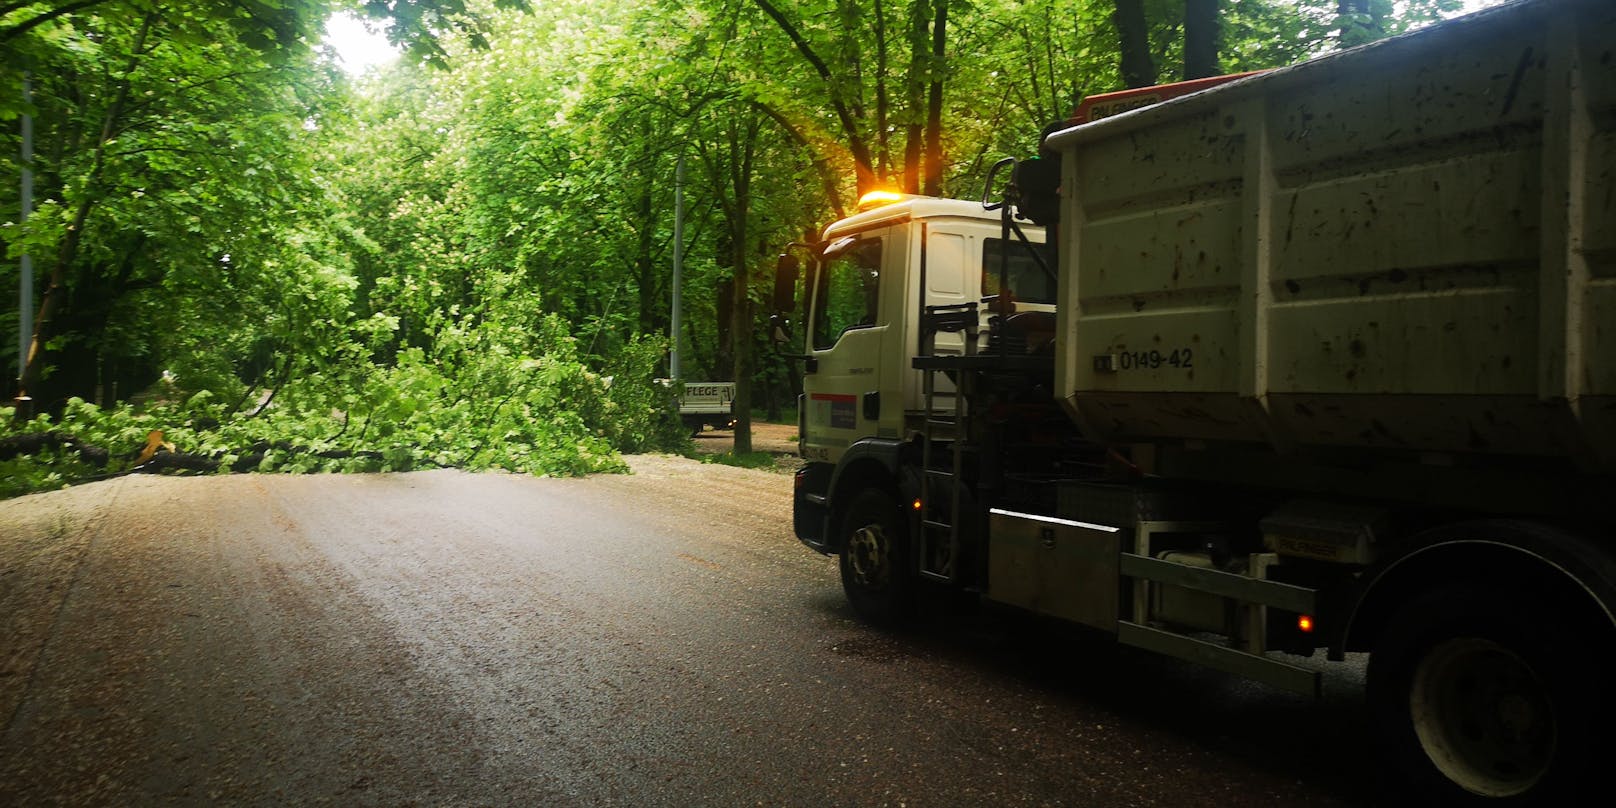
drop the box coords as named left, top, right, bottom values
left=1, top=0, right=1498, bottom=497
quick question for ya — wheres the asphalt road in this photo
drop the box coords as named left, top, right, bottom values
left=1, top=455, right=1390, bottom=806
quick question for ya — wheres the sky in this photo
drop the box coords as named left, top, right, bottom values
left=322, top=13, right=397, bottom=76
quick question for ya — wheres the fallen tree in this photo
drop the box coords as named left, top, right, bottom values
left=0, top=432, right=110, bottom=467
left=0, top=429, right=419, bottom=479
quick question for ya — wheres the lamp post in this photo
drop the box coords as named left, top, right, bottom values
left=17, top=73, right=34, bottom=403
left=669, top=152, right=684, bottom=381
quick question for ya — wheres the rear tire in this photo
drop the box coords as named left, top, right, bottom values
left=838, top=489, right=914, bottom=625
left=1367, top=586, right=1596, bottom=805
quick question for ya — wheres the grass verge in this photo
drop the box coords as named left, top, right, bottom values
left=696, top=451, right=778, bottom=470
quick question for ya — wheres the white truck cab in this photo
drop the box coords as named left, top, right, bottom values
left=796, top=194, right=1051, bottom=466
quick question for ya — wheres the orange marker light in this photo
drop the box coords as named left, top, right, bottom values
left=912, top=499, right=923, bottom=511
left=857, top=190, right=905, bottom=210
left=1298, top=615, right=1314, bottom=633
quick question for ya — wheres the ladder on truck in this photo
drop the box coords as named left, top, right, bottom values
left=916, top=302, right=979, bottom=583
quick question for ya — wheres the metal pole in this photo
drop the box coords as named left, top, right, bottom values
left=18, top=73, right=33, bottom=388
left=670, top=152, right=685, bottom=380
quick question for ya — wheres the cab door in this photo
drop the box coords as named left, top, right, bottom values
left=802, top=226, right=905, bottom=464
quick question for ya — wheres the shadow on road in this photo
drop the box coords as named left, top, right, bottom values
left=808, top=592, right=1388, bottom=806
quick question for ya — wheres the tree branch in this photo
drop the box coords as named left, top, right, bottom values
left=0, top=0, right=109, bottom=44
left=751, top=0, right=876, bottom=192
left=756, top=103, right=847, bottom=221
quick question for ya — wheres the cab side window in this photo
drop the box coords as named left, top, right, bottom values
left=813, top=239, right=883, bottom=350
left=981, top=238, right=1056, bottom=304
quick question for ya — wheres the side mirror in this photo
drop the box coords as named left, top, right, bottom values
left=772, top=253, right=800, bottom=313
left=769, top=313, right=791, bottom=345
left=1011, top=155, right=1061, bottom=227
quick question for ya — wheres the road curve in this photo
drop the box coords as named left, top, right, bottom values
left=0, top=456, right=1384, bottom=806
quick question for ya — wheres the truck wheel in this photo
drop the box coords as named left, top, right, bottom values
left=838, top=489, right=913, bottom=625
left=1367, top=586, right=1594, bottom=804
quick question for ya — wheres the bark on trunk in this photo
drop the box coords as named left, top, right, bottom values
left=727, top=119, right=760, bottom=455
left=16, top=13, right=156, bottom=412
left=922, top=0, right=947, bottom=197
left=902, top=0, right=928, bottom=194
left=1184, top=0, right=1219, bottom=80
left=1112, top=0, right=1156, bottom=89
left=1336, top=0, right=1382, bottom=47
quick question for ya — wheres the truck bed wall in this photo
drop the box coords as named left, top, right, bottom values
left=1049, top=0, right=1616, bottom=468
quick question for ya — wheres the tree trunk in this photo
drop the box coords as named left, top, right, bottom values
left=1336, top=0, right=1382, bottom=48
left=715, top=275, right=734, bottom=380
left=765, top=374, right=782, bottom=423
left=697, top=106, right=763, bottom=454
left=17, top=12, right=155, bottom=413
left=1112, top=0, right=1156, bottom=89
left=873, top=0, right=893, bottom=180
left=727, top=117, right=761, bottom=455
left=902, top=0, right=928, bottom=194
left=632, top=173, right=662, bottom=335
left=922, top=0, right=947, bottom=197
left=1183, top=0, right=1219, bottom=80
left=730, top=256, right=754, bottom=454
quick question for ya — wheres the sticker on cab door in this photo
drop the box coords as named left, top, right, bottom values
left=810, top=393, right=858, bottom=429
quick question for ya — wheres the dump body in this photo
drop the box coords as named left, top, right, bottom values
left=1047, top=0, right=1616, bottom=468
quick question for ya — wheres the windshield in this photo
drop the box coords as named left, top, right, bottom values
left=812, top=238, right=883, bottom=350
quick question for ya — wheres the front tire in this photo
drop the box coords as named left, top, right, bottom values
left=1368, top=586, right=1595, bottom=805
left=837, top=489, right=913, bottom=625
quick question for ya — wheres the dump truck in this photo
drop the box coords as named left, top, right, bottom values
left=774, top=0, right=1615, bottom=802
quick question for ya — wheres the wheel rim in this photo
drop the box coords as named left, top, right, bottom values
left=1409, top=637, right=1555, bottom=797
left=846, top=523, right=890, bottom=590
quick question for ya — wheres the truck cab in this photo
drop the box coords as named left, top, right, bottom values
left=796, top=194, right=1052, bottom=469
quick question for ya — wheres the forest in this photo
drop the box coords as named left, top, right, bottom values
left=1, top=0, right=1480, bottom=496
